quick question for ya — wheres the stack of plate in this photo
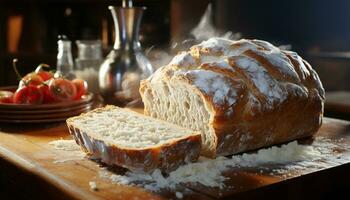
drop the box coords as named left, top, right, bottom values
left=0, top=93, right=96, bottom=123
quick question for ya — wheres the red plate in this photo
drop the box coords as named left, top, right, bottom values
left=0, top=86, right=102, bottom=123
left=0, top=101, right=93, bottom=114
left=0, top=106, right=92, bottom=120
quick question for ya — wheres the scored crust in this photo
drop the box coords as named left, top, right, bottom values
left=140, top=38, right=325, bottom=157
left=66, top=106, right=202, bottom=172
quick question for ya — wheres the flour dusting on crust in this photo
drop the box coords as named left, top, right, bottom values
left=169, top=52, right=197, bottom=67
left=148, top=37, right=320, bottom=112
left=185, top=69, right=238, bottom=106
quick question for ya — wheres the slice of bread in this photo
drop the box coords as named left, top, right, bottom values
left=66, top=105, right=201, bottom=172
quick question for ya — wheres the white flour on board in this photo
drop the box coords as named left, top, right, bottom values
left=48, top=139, right=85, bottom=163
left=98, top=137, right=350, bottom=192
left=48, top=137, right=350, bottom=195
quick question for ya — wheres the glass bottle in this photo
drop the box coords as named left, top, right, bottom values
left=56, top=36, right=76, bottom=80
left=75, top=40, right=103, bottom=93
left=99, top=2, right=154, bottom=106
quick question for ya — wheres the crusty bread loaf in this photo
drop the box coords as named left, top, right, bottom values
left=66, top=105, right=201, bottom=172
left=140, top=38, right=325, bottom=157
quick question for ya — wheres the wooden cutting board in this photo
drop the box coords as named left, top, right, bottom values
left=0, top=116, right=350, bottom=200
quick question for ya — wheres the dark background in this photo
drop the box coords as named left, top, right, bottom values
left=1, top=0, right=350, bottom=91
left=216, top=0, right=350, bottom=52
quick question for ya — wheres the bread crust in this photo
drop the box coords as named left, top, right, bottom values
left=66, top=107, right=202, bottom=172
left=140, top=38, right=325, bottom=157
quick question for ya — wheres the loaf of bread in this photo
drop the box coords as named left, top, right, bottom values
left=140, top=38, right=325, bottom=157
left=66, top=105, right=201, bottom=172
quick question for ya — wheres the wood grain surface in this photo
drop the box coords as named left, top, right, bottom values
left=0, top=116, right=350, bottom=200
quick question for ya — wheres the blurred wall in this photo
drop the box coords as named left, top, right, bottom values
left=215, top=0, right=350, bottom=52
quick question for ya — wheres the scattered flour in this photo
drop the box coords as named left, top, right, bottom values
left=48, top=139, right=85, bottom=163
left=230, top=140, right=322, bottom=166
left=175, top=191, right=183, bottom=199
left=49, top=139, right=81, bottom=151
left=89, top=181, right=98, bottom=191
left=99, top=137, right=350, bottom=192
left=48, top=137, right=350, bottom=195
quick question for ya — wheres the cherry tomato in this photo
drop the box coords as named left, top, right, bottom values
left=49, top=78, right=77, bottom=102
left=0, top=91, right=14, bottom=103
left=72, top=79, right=88, bottom=100
left=35, top=64, right=53, bottom=81
left=37, top=83, right=55, bottom=103
left=13, top=86, right=43, bottom=104
left=19, top=72, right=44, bottom=87
left=37, top=71, right=54, bottom=82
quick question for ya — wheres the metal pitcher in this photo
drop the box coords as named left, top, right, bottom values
left=99, top=3, right=153, bottom=106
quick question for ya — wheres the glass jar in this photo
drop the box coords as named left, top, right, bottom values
left=75, top=40, right=103, bottom=93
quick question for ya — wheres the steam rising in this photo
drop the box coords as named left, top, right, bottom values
left=191, top=4, right=241, bottom=41
left=147, top=4, right=241, bottom=69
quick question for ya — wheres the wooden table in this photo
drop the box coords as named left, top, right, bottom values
left=0, top=117, right=350, bottom=200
